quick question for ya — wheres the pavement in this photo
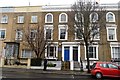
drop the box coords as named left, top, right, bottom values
left=2, top=65, right=91, bottom=76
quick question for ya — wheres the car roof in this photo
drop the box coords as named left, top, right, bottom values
left=95, top=62, right=112, bottom=64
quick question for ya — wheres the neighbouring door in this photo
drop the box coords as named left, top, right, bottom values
left=73, top=46, right=78, bottom=61
left=64, top=47, right=70, bottom=61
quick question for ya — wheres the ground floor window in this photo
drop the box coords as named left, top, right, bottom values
left=112, top=47, right=120, bottom=59
left=85, top=45, right=98, bottom=60
left=21, top=49, right=33, bottom=58
left=45, top=43, right=58, bottom=59
left=5, top=43, right=19, bottom=59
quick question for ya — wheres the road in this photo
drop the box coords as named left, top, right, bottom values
left=1, top=67, right=118, bottom=80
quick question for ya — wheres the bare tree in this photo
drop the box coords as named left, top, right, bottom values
left=70, top=0, right=104, bottom=73
left=24, top=24, right=48, bottom=58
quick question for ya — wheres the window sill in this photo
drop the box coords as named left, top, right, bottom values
left=59, top=21, right=68, bottom=23
left=17, top=22, right=24, bottom=24
left=45, top=22, right=53, bottom=24
left=30, top=22, right=38, bottom=24
left=0, top=38, right=5, bottom=41
left=107, top=40, right=117, bottom=42
left=75, top=39, right=83, bottom=40
left=1, top=23, right=8, bottom=24
left=85, top=58, right=99, bottom=61
left=59, top=39, right=67, bottom=41
left=46, top=57, right=58, bottom=60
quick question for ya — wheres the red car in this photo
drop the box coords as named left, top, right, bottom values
left=91, top=62, right=120, bottom=79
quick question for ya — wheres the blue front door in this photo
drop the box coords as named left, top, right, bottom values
left=64, top=47, right=70, bottom=61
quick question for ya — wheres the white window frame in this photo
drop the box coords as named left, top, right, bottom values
left=59, top=13, right=68, bottom=23
left=17, top=15, right=24, bottom=23
left=0, top=29, right=6, bottom=40
left=15, top=29, right=23, bottom=40
left=21, top=49, right=33, bottom=58
left=110, top=42, right=120, bottom=60
left=90, top=12, right=98, bottom=22
left=74, top=25, right=84, bottom=40
left=30, top=29, right=37, bottom=40
left=85, top=44, right=99, bottom=60
left=45, top=13, right=53, bottom=23
left=1, top=15, right=8, bottom=23
left=90, top=24, right=100, bottom=40
left=31, top=16, right=38, bottom=23
left=44, top=25, right=53, bottom=40
left=75, top=13, right=84, bottom=23
left=106, top=25, right=117, bottom=41
left=58, top=25, right=68, bottom=40
left=106, top=12, right=115, bottom=22
left=45, top=42, right=58, bottom=59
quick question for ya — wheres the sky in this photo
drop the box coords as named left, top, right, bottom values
left=0, top=0, right=119, bottom=7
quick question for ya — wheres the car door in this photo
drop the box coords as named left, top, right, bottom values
left=100, top=63, right=111, bottom=76
left=108, top=63, right=119, bottom=77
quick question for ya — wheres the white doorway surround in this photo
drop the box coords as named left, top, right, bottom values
left=62, top=42, right=80, bottom=70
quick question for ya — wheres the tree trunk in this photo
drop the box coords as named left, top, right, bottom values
left=86, top=43, right=90, bottom=73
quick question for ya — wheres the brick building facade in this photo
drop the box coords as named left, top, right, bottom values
left=0, top=3, right=120, bottom=70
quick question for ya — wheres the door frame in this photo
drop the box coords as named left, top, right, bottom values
left=62, top=42, right=80, bottom=70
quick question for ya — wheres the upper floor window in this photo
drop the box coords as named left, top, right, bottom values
left=15, top=29, right=23, bottom=40
left=31, top=16, right=38, bottom=23
left=106, top=12, right=115, bottom=22
left=75, top=13, right=84, bottom=23
left=107, top=27, right=117, bottom=41
left=44, top=25, right=53, bottom=40
left=90, top=24, right=100, bottom=40
left=58, top=25, right=68, bottom=40
left=1, top=15, right=8, bottom=23
left=17, top=16, right=24, bottom=23
left=0, top=29, right=5, bottom=39
left=45, top=13, right=53, bottom=23
left=75, top=26, right=83, bottom=40
left=30, top=30, right=36, bottom=40
left=59, top=13, right=68, bottom=23
left=90, top=12, right=98, bottom=22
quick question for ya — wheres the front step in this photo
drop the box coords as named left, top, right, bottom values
left=74, top=61, right=80, bottom=70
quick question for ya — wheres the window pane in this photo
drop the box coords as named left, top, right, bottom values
left=22, top=50, right=31, bottom=58
left=108, top=13, right=113, bottom=21
left=61, top=14, right=66, bottom=22
left=47, top=15, right=52, bottom=22
left=46, top=29, right=52, bottom=39
left=1, top=15, right=8, bottom=23
left=108, top=29, right=115, bottom=40
left=88, top=46, right=96, bottom=58
left=1, top=30, right=5, bottom=38
left=18, top=16, right=24, bottom=23
left=16, top=30, right=22, bottom=40
left=47, top=46, right=56, bottom=58
left=30, top=30, right=36, bottom=39
left=60, top=29, right=66, bottom=39
left=76, top=29, right=82, bottom=39
left=31, top=16, right=37, bottom=23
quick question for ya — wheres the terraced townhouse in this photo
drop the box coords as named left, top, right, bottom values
left=0, top=3, right=120, bottom=70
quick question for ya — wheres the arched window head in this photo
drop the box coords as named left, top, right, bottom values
left=75, top=13, right=84, bottom=23
left=59, top=13, right=68, bottom=23
left=45, top=13, right=53, bottom=23
left=90, top=12, right=98, bottom=22
left=106, top=12, right=115, bottom=22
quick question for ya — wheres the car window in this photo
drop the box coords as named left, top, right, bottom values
left=108, top=63, right=118, bottom=69
left=100, top=63, right=109, bottom=68
left=91, top=63, right=96, bottom=69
